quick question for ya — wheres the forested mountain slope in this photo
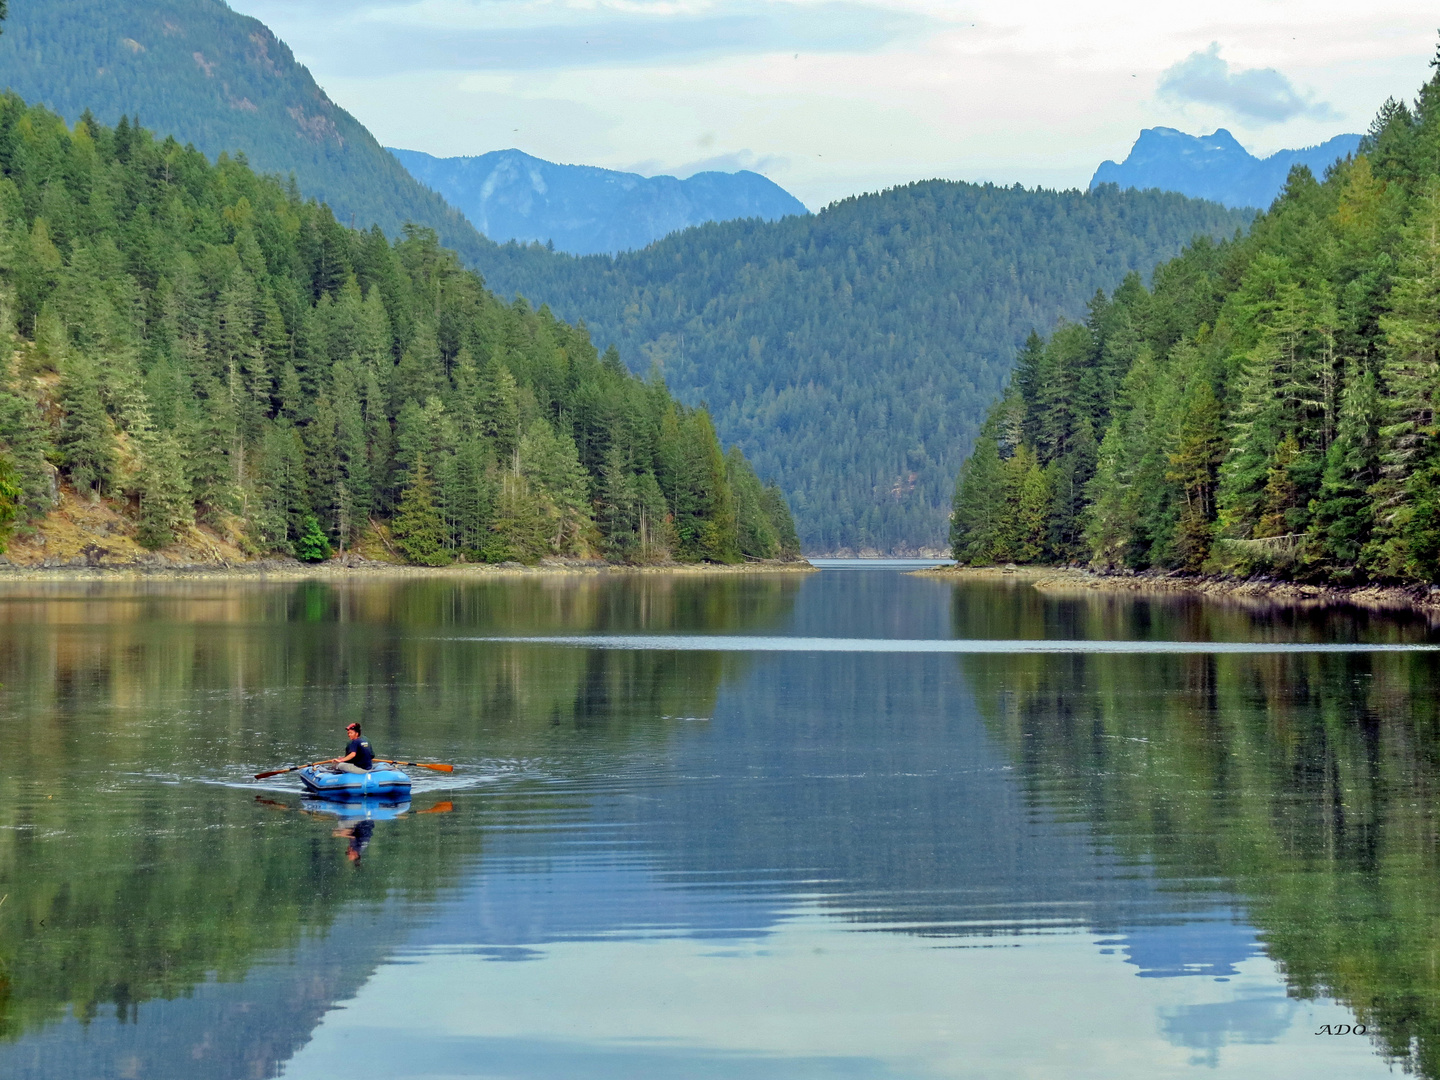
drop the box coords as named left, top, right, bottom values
left=0, top=0, right=493, bottom=265
left=474, top=185, right=1252, bottom=552
left=389, top=148, right=808, bottom=256
left=0, top=97, right=797, bottom=565
left=952, top=54, right=1440, bottom=586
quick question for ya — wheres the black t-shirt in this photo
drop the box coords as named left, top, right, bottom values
left=345, top=737, right=374, bottom=770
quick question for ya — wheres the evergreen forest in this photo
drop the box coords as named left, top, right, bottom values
left=477, top=183, right=1251, bottom=552
left=0, top=96, right=798, bottom=564
left=951, top=53, right=1440, bottom=585
left=0, top=0, right=491, bottom=266
left=0, top=0, right=1257, bottom=554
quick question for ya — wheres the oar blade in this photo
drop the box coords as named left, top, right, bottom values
left=253, top=767, right=292, bottom=780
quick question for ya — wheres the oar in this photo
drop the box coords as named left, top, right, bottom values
left=378, top=758, right=455, bottom=773
left=253, top=760, right=331, bottom=780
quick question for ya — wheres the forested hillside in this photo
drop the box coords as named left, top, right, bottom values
left=951, top=52, right=1440, bottom=585
left=0, top=0, right=493, bottom=265
left=0, top=0, right=1253, bottom=553
left=0, top=96, right=797, bottom=564
left=476, top=184, right=1251, bottom=552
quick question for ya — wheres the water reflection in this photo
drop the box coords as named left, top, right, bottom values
left=0, top=569, right=1433, bottom=1078
left=0, top=574, right=801, bottom=1058
left=953, top=583, right=1440, bottom=1078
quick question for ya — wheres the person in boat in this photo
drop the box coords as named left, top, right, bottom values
left=328, top=722, right=375, bottom=773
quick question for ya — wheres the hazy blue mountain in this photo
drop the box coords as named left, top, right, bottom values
left=389, top=147, right=809, bottom=255
left=0, top=0, right=491, bottom=263
left=1090, top=128, right=1362, bottom=209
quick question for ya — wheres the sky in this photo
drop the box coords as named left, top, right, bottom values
left=225, top=0, right=1439, bottom=209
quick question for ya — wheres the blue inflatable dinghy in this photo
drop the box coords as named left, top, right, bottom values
left=298, top=764, right=411, bottom=799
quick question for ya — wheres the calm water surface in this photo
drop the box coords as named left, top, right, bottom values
left=2, top=563, right=1439, bottom=1078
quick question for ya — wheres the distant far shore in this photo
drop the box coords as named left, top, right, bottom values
left=804, top=549, right=951, bottom=559
left=0, top=555, right=817, bottom=583
left=912, top=564, right=1440, bottom=616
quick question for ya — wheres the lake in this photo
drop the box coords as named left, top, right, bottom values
left=1, top=562, right=1438, bottom=1079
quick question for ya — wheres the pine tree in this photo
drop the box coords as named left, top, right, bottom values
left=599, top=444, right=639, bottom=560
left=391, top=455, right=450, bottom=566
left=761, top=484, right=802, bottom=558
left=951, top=430, right=1006, bottom=564
left=1165, top=379, right=1225, bottom=570
left=295, top=515, right=333, bottom=562
left=57, top=356, right=116, bottom=497
left=726, top=446, right=780, bottom=559
left=135, top=431, right=193, bottom=550
left=1373, top=178, right=1440, bottom=572
left=0, top=452, right=23, bottom=553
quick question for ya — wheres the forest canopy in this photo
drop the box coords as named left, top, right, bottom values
left=0, top=96, right=798, bottom=564
left=951, top=49, right=1440, bottom=586
left=478, top=183, right=1251, bottom=553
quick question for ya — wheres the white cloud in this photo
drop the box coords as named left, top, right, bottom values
left=229, top=0, right=1439, bottom=207
left=1158, top=43, right=1337, bottom=125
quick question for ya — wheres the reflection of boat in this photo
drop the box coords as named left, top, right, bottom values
left=298, top=764, right=411, bottom=799
left=300, top=796, right=412, bottom=821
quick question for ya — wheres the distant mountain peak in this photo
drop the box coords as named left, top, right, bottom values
left=388, top=148, right=808, bottom=256
left=1091, top=128, right=1362, bottom=209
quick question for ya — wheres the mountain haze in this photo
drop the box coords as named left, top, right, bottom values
left=389, top=148, right=808, bottom=256
left=0, top=0, right=492, bottom=262
left=1091, top=128, right=1362, bottom=209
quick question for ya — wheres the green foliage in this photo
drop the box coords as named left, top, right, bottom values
left=0, top=452, right=21, bottom=551
left=727, top=446, right=780, bottom=560
left=479, top=181, right=1250, bottom=552
left=0, top=97, right=767, bottom=563
left=134, top=431, right=192, bottom=549
left=391, top=456, right=450, bottom=566
left=952, top=45, right=1440, bottom=585
left=0, top=0, right=485, bottom=266
left=294, top=514, right=331, bottom=563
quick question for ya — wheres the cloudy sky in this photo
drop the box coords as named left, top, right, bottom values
left=226, top=0, right=1437, bottom=209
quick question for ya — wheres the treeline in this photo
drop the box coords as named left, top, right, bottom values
left=952, top=52, right=1440, bottom=584
left=0, top=96, right=799, bottom=563
left=476, top=180, right=1251, bottom=552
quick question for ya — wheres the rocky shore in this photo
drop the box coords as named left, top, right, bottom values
left=912, top=564, right=1440, bottom=615
left=0, top=554, right=817, bottom=582
left=0, top=489, right=816, bottom=581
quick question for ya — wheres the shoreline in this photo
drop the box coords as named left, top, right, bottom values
left=0, top=555, right=818, bottom=584
left=911, top=564, right=1440, bottom=615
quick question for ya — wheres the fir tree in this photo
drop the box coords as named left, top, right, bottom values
left=391, top=455, right=450, bottom=566
left=57, top=357, right=115, bottom=497
left=135, top=431, right=192, bottom=550
left=295, top=515, right=333, bottom=563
